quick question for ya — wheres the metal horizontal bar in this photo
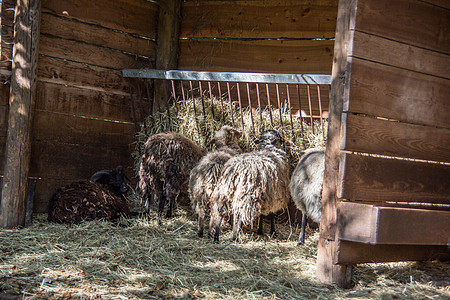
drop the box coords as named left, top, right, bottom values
left=122, top=69, right=331, bottom=85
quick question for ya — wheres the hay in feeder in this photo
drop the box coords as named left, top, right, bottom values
left=133, top=96, right=327, bottom=175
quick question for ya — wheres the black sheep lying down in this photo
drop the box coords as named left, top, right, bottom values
left=91, top=165, right=131, bottom=196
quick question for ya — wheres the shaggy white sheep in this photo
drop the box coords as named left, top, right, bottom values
left=189, top=125, right=242, bottom=237
left=209, top=130, right=290, bottom=242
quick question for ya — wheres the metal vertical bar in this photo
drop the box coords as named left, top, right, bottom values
left=199, top=81, right=206, bottom=117
left=190, top=80, right=200, bottom=132
left=275, top=83, right=283, bottom=126
left=246, top=83, right=255, bottom=132
left=236, top=82, right=245, bottom=131
left=227, top=82, right=235, bottom=127
left=317, top=85, right=324, bottom=134
left=171, top=79, right=178, bottom=116
left=208, top=81, right=215, bottom=120
left=180, top=81, right=187, bottom=107
left=286, top=84, right=294, bottom=138
left=265, top=83, right=273, bottom=126
left=306, top=84, right=314, bottom=134
left=296, top=84, right=305, bottom=136
left=256, top=83, right=263, bottom=123
left=218, top=82, right=225, bottom=121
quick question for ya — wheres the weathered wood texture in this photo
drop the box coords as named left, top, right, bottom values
left=181, top=0, right=338, bottom=39
left=0, top=0, right=41, bottom=228
left=337, top=202, right=450, bottom=245
left=317, top=0, right=450, bottom=287
left=341, top=113, right=450, bottom=163
left=27, top=0, right=158, bottom=212
left=316, top=0, right=353, bottom=288
left=178, top=39, right=334, bottom=74
left=154, top=0, right=181, bottom=111
left=178, top=0, right=337, bottom=74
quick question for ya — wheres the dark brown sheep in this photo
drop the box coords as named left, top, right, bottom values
left=139, top=132, right=206, bottom=222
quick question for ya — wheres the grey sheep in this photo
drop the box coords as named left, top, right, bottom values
left=189, top=125, right=242, bottom=237
left=209, top=130, right=290, bottom=242
left=289, top=149, right=325, bottom=245
left=139, top=132, right=206, bottom=222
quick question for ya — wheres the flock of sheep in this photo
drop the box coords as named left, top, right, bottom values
left=139, top=125, right=325, bottom=245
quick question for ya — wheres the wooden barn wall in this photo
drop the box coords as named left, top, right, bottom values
left=319, top=0, right=449, bottom=273
left=27, top=0, right=157, bottom=212
left=0, top=0, right=15, bottom=175
left=339, top=0, right=450, bottom=206
left=176, top=0, right=337, bottom=116
left=178, top=0, right=337, bottom=74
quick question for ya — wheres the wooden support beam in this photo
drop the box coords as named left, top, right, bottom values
left=337, top=202, right=450, bottom=245
left=0, top=0, right=41, bottom=228
left=316, top=0, right=355, bottom=289
left=154, top=0, right=181, bottom=113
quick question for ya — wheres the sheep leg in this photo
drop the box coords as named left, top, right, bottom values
left=297, top=213, right=307, bottom=246
left=166, top=200, right=173, bottom=218
left=257, top=215, right=264, bottom=235
left=208, top=214, right=223, bottom=242
left=157, top=191, right=166, bottom=224
left=269, top=213, right=276, bottom=237
left=231, top=214, right=242, bottom=242
left=197, top=205, right=205, bottom=237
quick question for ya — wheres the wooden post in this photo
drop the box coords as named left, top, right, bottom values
left=0, top=0, right=41, bottom=228
left=154, top=0, right=181, bottom=113
left=316, top=0, right=355, bottom=288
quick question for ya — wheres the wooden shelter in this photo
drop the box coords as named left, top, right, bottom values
left=0, top=0, right=448, bottom=288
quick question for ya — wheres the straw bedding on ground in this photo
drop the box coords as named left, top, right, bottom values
left=1, top=212, right=448, bottom=299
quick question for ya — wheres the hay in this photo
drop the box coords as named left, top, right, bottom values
left=133, top=97, right=327, bottom=175
left=1, top=212, right=448, bottom=299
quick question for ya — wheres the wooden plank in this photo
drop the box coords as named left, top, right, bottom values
left=338, top=202, right=450, bottom=245
left=338, top=152, right=450, bottom=205
left=336, top=241, right=450, bottom=264
left=1, top=0, right=41, bottom=229
left=353, top=0, right=450, bottom=53
left=33, top=110, right=135, bottom=146
left=419, top=0, right=450, bottom=9
left=0, top=84, right=9, bottom=105
left=29, top=140, right=135, bottom=182
left=39, top=35, right=153, bottom=70
left=349, top=30, right=450, bottom=79
left=0, top=105, right=7, bottom=136
left=178, top=39, right=334, bottom=74
left=341, top=113, right=450, bottom=163
left=40, top=13, right=156, bottom=59
left=34, top=81, right=135, bottom=122
left=37, top=56, right=131, bottom=94
left=154, top=0, right=181, bottom=111
left=42, top=0, right=158, bottom=38
left=316, top=0, right=355, bottom=289
left=344, top=58, right=450, bottom=129
left=181, top=0, right=338, bottom=39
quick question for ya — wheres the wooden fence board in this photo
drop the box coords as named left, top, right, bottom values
left=39, top=35, right=152, bottom=70
left=35, top=81, right=135, bottom=122
left=30, top=140, right=135, bottom=182
left=338, top=153, right=450, bottom=205
left=37, top=56, right=131, bottom=94
left=181, top=0, right=337, bottom=39
left=0, top=84, right=9, bottom=105
left=0, top=105, right=7, bottom=136
left=353, top=0, right=450, bottom=53
left=349, top=31, right=450, bottom=79
left=345, top=58, right=450, bottom=129
left=40, top=13, right=156, bottom=59
left=33, top=110, right=135, bottom=146
left=336, top=241, right=450, bottom=264
left=178, top=39, right=334, bottom=74
left=337, top=202, right=450, bottom=245
left=341, top=113, right=450, bottom=163
left=42, top=0, right=158, bottom=38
